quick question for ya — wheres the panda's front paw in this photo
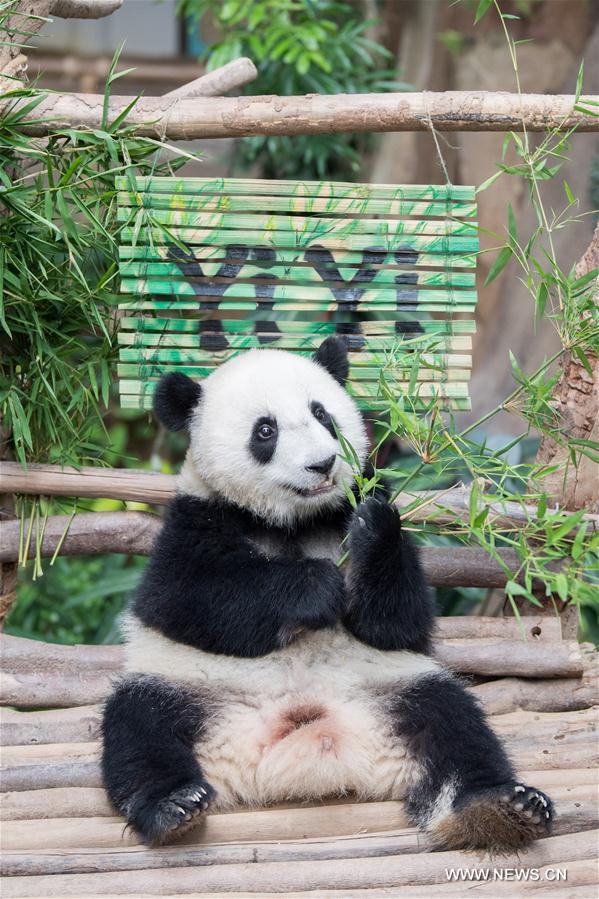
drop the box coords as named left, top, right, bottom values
left=129, top=778, right=216, bottom=846
left=349, top=497, right=402, bottom=560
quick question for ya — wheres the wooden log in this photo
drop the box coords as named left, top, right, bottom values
left=1, top=787, right=113, bottom=821
left=472, top=654, right=599, bottom=715
left=0, top=671, right=114, bottom=709
left=4, top=463, right=597, bottom=531
left=2, top=772, right=595, bottom=826
left=1, top=829, right=596, bottom=895
left=50, top=0, right=123, bottom=16
left=0, top=463, right=174, bottom=504
left=1, top=632, right=585, bottom=711
left=435, top=638, right=583, bottom=678
left=9, top=660, right=589, bottom=748
left=1, top=705, right=102, bottom=746
left=0, top=512, right=537, bottom=587
left=4, top=712, right=597, bottom=792
left=1, top=784, right=596, bottom=875
left=3, top=883, right=595, bottom=899
left=0, top=512, right=161, bottom=562
left=165, top=59, right=258, bottom=100
left=11, top=91, right=599, bottom=141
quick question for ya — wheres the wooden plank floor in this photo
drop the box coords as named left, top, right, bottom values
left=1, top=623, right=598, bottom=898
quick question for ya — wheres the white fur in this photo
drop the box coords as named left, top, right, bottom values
left=178, top=349, right=368, bottom=526
left=124, top=617, right=440, bottom=810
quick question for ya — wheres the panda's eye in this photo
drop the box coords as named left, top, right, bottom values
left=312, top=403, right=328, bottom=423
left=258, top=423, right=275, bottom=440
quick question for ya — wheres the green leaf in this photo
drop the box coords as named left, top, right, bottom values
left=484, top=245, right=513, bottom=286
left=572, top=345, right=593, bottom=377
left=563, top=179, right=575, bottom=205
left=575, top=59, right=584, bottom=104
left=535, top=281, right=548, bottom=319
left=505, top=580, right=532, bottom=599
left=554, top=573, right=569, bottom=602
left=476, top=170, right=503, bottom=193
left=507, top=203, right=518, bottom=246
left=474, top=0, right=494, bottom=24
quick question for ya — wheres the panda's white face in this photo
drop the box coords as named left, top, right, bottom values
left=179, top=349, right=368, bottom=526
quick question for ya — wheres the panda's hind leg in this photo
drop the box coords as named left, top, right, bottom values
left=390, top=672, right=553, bottom=853
left=101, top=674, right=216, bottom=846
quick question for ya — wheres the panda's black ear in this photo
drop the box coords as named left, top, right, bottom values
left=313, top=336, right=349, bottom=386
left=153, top=372, right=202, bottom=432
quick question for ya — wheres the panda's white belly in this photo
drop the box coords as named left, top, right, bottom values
left=123, top=616, right=440, bottom=809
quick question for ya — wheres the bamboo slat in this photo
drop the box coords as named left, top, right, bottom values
left=116, top=175, right=478, bottom=412
left=116, top=192, right=477, bottom=217
left=118, top=317, right=478, bottom=334
left=116, top=176, right=477, bottom=202
left=118, top=244, right=478, bottom=269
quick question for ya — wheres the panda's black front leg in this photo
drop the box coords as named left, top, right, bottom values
left=343, top=497, right=435, bottom=653
left=101, top=675, right=216, bottom=846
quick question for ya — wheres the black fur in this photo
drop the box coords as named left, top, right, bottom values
left=101, top=675, right=215, bottom=845
left=313, top=336, right=349, bottom=385
left=388, top=672, right=554, bottom=846
left=132, top=494, right=347, bottom=657
left=310, top=400, right=336, bottom=438
left=343, top=498, right=435, bottom=653
left=248, top=415, right=278, bottom=464
left=390, top=672, right=515, bottom=819
left=153, top=372, right=202, bottom=432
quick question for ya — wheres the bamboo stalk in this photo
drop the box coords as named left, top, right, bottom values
left=10, top=91, right=599, bottom=140
left=1, top=829, right=596, bottom=895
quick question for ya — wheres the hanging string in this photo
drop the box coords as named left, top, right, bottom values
left=423, top=90, right=458, bottom=415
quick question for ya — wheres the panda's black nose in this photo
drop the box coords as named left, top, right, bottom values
left=306, top=454, right=336, bottom=476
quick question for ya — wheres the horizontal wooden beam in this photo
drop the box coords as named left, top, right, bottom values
left=10, top=91, right=599, bottom=138
left=0, top=630, right=585, bottom=713
left=0, top=510, right=551, bottom=587
left=4, top=462, right=597, bottom=530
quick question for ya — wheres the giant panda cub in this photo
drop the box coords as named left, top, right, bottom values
left=102, top=337, right=553, bottom=851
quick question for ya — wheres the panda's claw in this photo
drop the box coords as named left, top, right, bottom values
left=133, top=779, right=216, bottom=846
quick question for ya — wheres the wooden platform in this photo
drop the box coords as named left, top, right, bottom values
left=1, top=619, right=598, bottom=898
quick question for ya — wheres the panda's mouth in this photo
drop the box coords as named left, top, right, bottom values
left=285, top=480, right=336, bottom=498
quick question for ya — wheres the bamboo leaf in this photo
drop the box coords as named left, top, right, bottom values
left=484, top=245, right=512, bottom=286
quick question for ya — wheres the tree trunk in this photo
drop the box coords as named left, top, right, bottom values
left=533, top=222, right=599, bottom=514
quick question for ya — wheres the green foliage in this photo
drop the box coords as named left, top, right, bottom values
left=177, top=0, right=405, bottom=179
left=0, top=49, right=193, bottom=466
left=5, top=553, right=144, bottom=645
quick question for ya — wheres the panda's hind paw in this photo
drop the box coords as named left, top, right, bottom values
left=498, top=782, right=553, bottom=826
left=132, top=779, right=216, bottom=846
left=429, top=781, right=553, bottom=853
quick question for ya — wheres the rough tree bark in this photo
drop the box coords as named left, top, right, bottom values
left=533, top=223, right=599, bottom=514
left=6, top=91, right=598, bottom=139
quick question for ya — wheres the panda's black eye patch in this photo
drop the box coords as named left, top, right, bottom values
left=249, top=416, right=278, bottom=464
left=311, top=401, right=336, bottom=438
